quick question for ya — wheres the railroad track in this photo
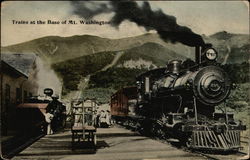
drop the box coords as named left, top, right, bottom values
left=241, top=136, right=249, bottom=143
left=158, top=135, right=249, bottom=160
left=190, top=148, right=247, bottom=160
left=119, top=124, right=249, bottom=160
left=197, top=135, right=249, bottom=159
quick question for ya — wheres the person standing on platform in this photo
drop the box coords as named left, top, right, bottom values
left=45, top=112, right=54, bottom=135
left=106, top=110, right=111, bottom=126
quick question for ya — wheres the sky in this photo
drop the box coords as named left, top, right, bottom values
left=1, top=1, right=249, bottom=46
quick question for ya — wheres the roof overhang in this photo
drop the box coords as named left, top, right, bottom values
left=1, top=60, right=28, bottom=78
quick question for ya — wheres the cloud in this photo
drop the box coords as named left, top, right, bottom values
left=1, top=1, right=149, bottom=46
left=149, top=1, right=249, bottom=35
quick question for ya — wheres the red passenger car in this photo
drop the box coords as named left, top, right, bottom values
left=110, top=87, right=137, bottom=121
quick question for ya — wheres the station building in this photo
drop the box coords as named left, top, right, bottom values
left=1, top=53, right=37, bottom=135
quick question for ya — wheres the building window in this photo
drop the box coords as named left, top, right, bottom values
left=5, top=84, right=10, bottom=102
left=16, top=88, right=22, bottom=104
left=29, top=92, right=32, bottom=97
left=4, top=84, right=11, bottom=112
left=24, top=90, right=27, bottom=102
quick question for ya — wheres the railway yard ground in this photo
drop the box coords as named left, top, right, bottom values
left=8, top=125, right=249, bottom=160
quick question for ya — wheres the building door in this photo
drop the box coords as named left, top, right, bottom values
left=2, top=84, right=10, bottom=135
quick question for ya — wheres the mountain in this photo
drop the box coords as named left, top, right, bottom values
left=2, top=32, right=248, bottom=65
left=210, top=31, right=237, bottom=40
left=51, top=51, right=116, bottom=93
left=52, top=42, right=184, bottom=92
left=204, top=31, right=249, bottom=63
left=2, top=31, right=249, bottom=98
left=1, top=33, right=191, bottom=64
left=116, top=42, right=187, bottom=68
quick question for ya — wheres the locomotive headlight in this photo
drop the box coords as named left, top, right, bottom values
left=205, top=48, right=217, bottom=60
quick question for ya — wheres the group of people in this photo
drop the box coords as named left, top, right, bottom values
left=71, top=103, right=112, bottom=129
left=96, top=110, right=111, bottom=128
left=46, top=103, right=113, bottom=135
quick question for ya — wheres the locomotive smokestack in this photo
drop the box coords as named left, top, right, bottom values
left=195, top=46, right=202, bottom=64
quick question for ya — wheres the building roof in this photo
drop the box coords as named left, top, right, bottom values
left=1, top=53, right=36, bottom=77
left=1, top=60, right=28, bottom=78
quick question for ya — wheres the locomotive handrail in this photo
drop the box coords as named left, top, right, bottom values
left=193, top=96, right=198, bottom=125
left=176, top=96, right=183, bottom=113
left=224, top=100, right=229, bottom=125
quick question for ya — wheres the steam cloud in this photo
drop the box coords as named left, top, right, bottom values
left=34, top=57, right=62, bottom=98
left=70, top=1, right=205, bottom=47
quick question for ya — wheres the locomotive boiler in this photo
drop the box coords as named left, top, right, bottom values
left=111, top=44, right=246, bottom=152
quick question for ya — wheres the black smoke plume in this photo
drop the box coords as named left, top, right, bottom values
left=71, top=1, right=205, bottom=47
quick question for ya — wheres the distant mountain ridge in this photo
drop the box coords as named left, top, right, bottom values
left=209, top=31, right=248, bottom=41
left=1, top=33, right=192, bottom=64
left=205, top=31, right=249, bottom=63
left=1, top=31, right=249, bottom=65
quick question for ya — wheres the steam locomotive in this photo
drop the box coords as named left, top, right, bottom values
left=111, top=44, right=246, bottom=151
left=17, top=88, right=66, bottom=135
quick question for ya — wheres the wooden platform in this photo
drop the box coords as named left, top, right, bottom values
left=72, top=126, right=96, bottom=132
left=13, top=125, right=209, bottom=160
left=71, top=126, right=97, bottom=149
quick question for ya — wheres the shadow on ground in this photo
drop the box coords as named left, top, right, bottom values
left=18, top=140, right=110, bottom=156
